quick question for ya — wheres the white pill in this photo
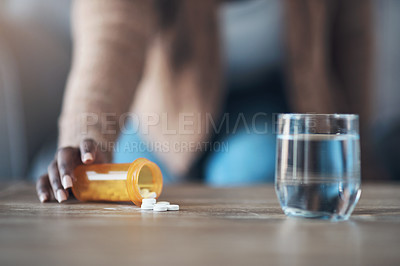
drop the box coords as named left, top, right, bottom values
left=167, top=204, right=179, bottom=211
left=141, top=204, right=154, bottom=210
left=153, top=205, right=168, bottom=212
left=140, top=188, right=150, bottom=194
left=155, top=201, right=170, bottom=206
left=145, top=192, right=157, bottom=199
left=142, top=198, right=156, bottom=205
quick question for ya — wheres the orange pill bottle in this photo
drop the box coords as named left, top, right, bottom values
left=72, top=158, right=163, bottom=206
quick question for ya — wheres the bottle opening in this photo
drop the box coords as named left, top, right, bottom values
left=138, top=165, right=156, bottom=197
left=126, top=158, right=163, bottom=206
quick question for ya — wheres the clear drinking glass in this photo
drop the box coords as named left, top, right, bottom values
left=275, top=114, right=361, bottom=220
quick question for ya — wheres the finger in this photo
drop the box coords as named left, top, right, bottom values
left=36, top=174, right=53, bottom=203
left=57, top=147, right=80, bottom=189
left=48, top=160, right=68, bottom=203
left=80, top=139, right=96, bottom=164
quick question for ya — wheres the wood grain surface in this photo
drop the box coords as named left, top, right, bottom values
left=0, top=182, right=399, bottom=266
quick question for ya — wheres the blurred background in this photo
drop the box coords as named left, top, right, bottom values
left=0, top=0, right=399, bottom=181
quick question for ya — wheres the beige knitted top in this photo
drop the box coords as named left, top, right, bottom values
left=58, top=0, right=373, bottom=179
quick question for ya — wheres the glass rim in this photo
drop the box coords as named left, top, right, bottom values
left=278, top=113, right=359, bottom=120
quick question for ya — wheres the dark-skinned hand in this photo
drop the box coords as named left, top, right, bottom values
left=36, top=139, right=109, bottom=203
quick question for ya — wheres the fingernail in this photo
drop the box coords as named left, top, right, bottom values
left=83, top=153, right=93, bottom=163
left=57, top=189, right=67, bottom=203
left=39, top=194, right=48, bottom=203
left=62, top=175, right=73, bottom=189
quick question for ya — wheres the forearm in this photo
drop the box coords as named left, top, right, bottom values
left=284, top=0, right=372, bottom=115
left=58, top=0, right=151, bottom=156
left=332, top=0, right=373, bottom=121
left=284, top=0, right=340, bottom=113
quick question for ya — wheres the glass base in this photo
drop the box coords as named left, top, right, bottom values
left=283, top=207, right=350, bottom=221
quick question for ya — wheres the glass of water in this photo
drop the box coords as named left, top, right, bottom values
left=275, top=114, right=361, bottom=221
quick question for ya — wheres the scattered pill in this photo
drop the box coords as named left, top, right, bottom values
left=155, top=201, right=170, bottom=206
left=140, top=198, right=179, bottom=212
left=153, top=205, right=168, bottom=212
left=142, top=198, right=156, bottom=205
left=167, top=204, right=179, bottom=211
left=141, top=204, right=154, bottom=210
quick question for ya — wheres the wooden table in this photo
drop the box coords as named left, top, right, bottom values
left=1, top=182, right=400, bottom=266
